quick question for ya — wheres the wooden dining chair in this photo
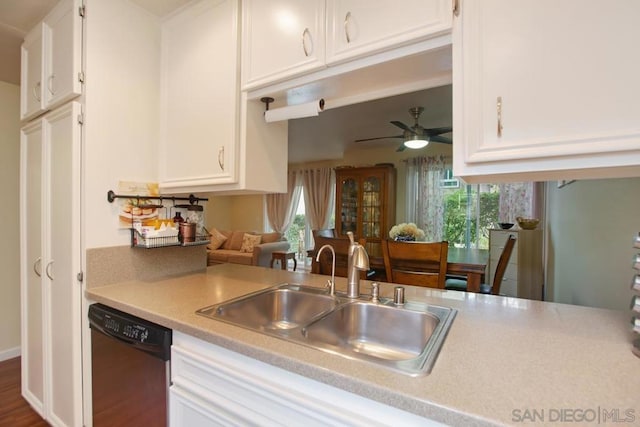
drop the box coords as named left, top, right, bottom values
left=381, top=240, right=449, bottom=288
left=445, top=235, right=516, bottom=295
left=312, top=235, right=367, bottom=279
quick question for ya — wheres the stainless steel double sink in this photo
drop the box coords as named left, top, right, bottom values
left=196, top=283, right=456, bottom=376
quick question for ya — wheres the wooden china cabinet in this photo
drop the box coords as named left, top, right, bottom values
left=334, top=164, right=396, bottom=258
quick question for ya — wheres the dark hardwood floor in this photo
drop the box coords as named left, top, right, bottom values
left=0, top=357, right=49, bottom=426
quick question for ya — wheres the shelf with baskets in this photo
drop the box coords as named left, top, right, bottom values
left=107, top=190, right=211, bottom=249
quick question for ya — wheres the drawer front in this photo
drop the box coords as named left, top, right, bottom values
left=489, top=258, right=517, bottom=282
left=499, top=278, right=518, bottom=297
left=490, top=230, right=519, bottom=250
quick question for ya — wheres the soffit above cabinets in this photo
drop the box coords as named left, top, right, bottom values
left=0, top=0, right=189, bottom=85
left=247, top=40, right=453, bottom=112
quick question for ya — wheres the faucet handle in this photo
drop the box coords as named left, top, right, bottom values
left=326, top=279, right=335, bottom=296
left=394, top=286, right=405, bottom=306
left=371, top=282, right=380, bottom=303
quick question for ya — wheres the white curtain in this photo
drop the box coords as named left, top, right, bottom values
left=498, top=182, right=533, bottom=222
left=301, top=168, right=335, bottom=230
left=265, top=171, right=302, bottom=233
left=405, top=155, right=449, bottom=241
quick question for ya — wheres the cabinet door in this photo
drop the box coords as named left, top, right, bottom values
left=43, top=0, right=83, bottom=110
left=361, top=173, right=383, bottom=241
left=20, top=103, right=83, bottom=427
left=43, top=102, right=83, bottom=427
left=159, top=0, right=239, bottom=191
left=241, top=0, right=326, bottom=90
left=21, top=24, right=45, bottom=121
left=326, top=0, right=452, bottom=65
left=337, top=176, right=359, bottom=235
left=453, top=0, right=640, bottom=182
left=20, top=120, right=45, bottom=416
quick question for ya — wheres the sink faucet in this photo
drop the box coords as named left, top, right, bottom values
left=347, top=232, right=369, bottom=298
left=315, top=244, right=335, bottom=296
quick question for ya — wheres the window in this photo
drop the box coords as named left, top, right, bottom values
left=405, top=158, right=535, bottom=250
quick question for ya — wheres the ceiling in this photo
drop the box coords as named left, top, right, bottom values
left=0, top=0, right=452, bottom=163
left=288, top=85, right=452, bottom=164
left=0, top=0, right=189, bottom=84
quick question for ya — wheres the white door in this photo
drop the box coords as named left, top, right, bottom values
left=20, top=120, right=45, bottom=417
left=21, top=24, right=45, bottom=121
left=44, top=0, right=83, bottom=110
left=241, top=0, right=326, bottom=90
left=20, top=102, right=83, bottom=427
left=453, top=0, right=640, bottom=181
left=43, top=102, right=83, bottom=427
left=326, top=0, right=452, bottom=65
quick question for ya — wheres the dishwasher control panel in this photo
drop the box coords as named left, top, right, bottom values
left=89, top=303, right=172, bottom=360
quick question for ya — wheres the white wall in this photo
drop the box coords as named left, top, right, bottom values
left=546, top=177, right=639, bottom=310
left=83, top=0, right=161, bottom=249
left=0, top=81, right=21, bottom=359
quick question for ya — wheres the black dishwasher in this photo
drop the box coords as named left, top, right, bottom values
left=89, top=303, right=172, bottom=427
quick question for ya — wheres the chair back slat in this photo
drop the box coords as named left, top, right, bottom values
left=381, top=240, right=449, bottom=288
left=490, top=235, right=516, bottom=295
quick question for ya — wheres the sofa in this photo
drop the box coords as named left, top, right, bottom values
left=207, top=229, right=290, bottom=267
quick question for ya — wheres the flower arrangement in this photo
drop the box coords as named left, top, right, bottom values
left=389, top=223, right=425, bottom=241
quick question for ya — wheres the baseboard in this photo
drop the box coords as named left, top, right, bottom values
left=0, top=346, right=21, bottom=362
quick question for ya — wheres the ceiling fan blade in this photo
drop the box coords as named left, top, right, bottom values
left=424, top=126, right=453, bottom=136
left=395, top=144, right=407, bottom=152
left=430, top=135, right=452, bottom=144
left=354, top=135, right=403, bottom=142
left=390, top=120, right=415, bottom=134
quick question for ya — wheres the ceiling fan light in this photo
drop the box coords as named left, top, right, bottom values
left=403, top=138, right=429, bottom=149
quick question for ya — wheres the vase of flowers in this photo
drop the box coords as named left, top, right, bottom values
left=389, top=223, right=425, bottom=242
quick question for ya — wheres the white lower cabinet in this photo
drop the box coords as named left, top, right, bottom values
left=20, top=101, right=83, bottom=427
left=488, top=229, right=543, bottom=300
left=170, top=332, right=439, bottom=426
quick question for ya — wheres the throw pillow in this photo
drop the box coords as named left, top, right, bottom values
left=240, top=233, right=262, bottom=253
left=209, top=228, right=228, bottom=250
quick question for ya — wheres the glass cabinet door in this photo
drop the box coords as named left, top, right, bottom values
left=339, top=178, right=358, bottom=235
left=362, top=176, right=381, bottom=239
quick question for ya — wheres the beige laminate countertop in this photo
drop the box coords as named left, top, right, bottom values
left=86, top=263, right=639, bottom=426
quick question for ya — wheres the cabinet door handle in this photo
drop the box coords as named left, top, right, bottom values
left=48, top=74, right=56, bottom=95
left=45, top=260, right=54, bottom=281
left=302, top=28, right=313, bottom=57
left=33, top=82, right=41, bottom=101
left=218, top=146, right=224, bottom=171
left=33, top=257, right=42, bottom=277
left=344, top=11, right=352, bottom=43
left=497, top=96, right=503, bottom=137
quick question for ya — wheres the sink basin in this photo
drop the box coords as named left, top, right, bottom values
left=196, top=283, right=456, bottom=376
left=196, top=283, right=338, bottom=332
left=302, top=301, right=455, bottom=375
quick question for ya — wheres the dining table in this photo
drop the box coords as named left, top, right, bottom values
left=366, top=246, right=489, bottom=292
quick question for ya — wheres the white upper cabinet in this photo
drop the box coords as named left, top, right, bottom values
left=453, top=0, right=640, bottom=182
left=21, top=24, right=45, bottom=121
left=241, top=0, right=326, bottom=90
left=325, top=0, right=452, bottom=65
left=44, top=0, right=83, bottom=109
left=160, top=0, right=288, bottom=194
left=160, top=0, right=239, bottom=190
left=241, top=0, right=452, bottom=91
left=21, top=0, right=83, bottom=121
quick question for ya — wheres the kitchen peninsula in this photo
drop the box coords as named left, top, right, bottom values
left=86, top=263, right=639, bottom=426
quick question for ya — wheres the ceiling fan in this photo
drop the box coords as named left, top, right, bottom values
left=355, top=106, right=452, bottom=152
